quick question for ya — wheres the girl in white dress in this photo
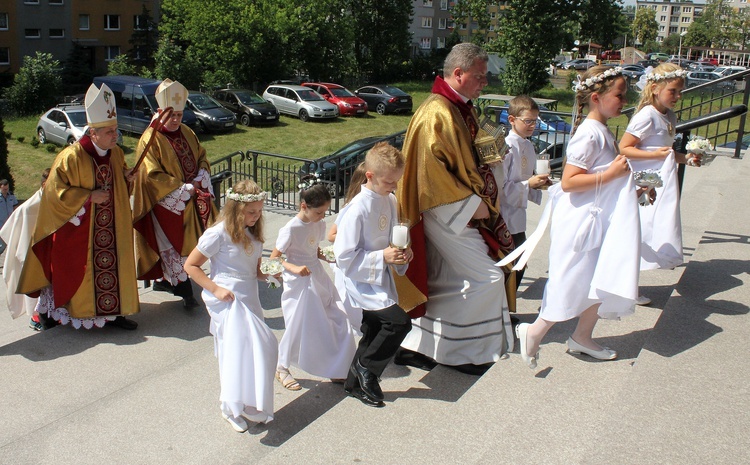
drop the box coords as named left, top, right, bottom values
left=516, top=66, right=642, bottom=369
left=184, top=179, right=278, bottom=433
left=620, top=63, right=700, bottom=301
left=271, top=181, right=357, bottom=390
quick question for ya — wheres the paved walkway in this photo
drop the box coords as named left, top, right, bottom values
left=1, top=152, right=748, bottom=464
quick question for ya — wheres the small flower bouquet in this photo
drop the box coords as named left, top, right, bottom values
left=260, top=258, right=283, bottom=289
left=633, top=169, right=664, bottom=206
left=321, top=245, right=336, bottom=262
left=685, top=135, right=714, bottom=155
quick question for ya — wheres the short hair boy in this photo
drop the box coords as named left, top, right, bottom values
left=501, top=95, right=550, bottom=288
left=334, top=142, right=412, bottom=407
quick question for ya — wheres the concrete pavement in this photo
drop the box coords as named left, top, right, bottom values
left=1, top=152, right=748, bottom=464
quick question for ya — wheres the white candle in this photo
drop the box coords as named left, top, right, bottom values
left=536, top=159, right=550, bottom=175
left=391, top=224, right=409, bottom=248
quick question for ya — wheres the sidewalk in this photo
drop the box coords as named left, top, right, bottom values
left=1, top=153, right=748, bottom=464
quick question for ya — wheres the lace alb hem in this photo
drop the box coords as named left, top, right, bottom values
left=160, top=247, right=188, bottom=285
left=158, top=185, right=192, bottom=214
left=194, top=168, right=215, bottom=197
left=35, top=287, right=115, bottom=329
left=68, top=206, right=86, bottom=226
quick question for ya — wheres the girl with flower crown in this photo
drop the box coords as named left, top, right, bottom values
left=516, top=66, right=641, bottom=369
left=184, top=179, right=278, bottom=433
left=620, top=63, right=699, bottom=293
left=269, top=178, right=357, bottom=391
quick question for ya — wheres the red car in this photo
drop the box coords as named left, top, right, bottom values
left=699, top=57, right=719, bottom=66
left=301, top=82, right=368, bottom=116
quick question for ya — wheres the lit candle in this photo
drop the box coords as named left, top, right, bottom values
left=536, top=159, right=550, bottom=175
left=391, top=224, right=409, bottom=248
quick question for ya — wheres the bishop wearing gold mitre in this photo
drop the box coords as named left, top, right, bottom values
left=132, top=79, right=217, bottom=309
left=18, top=83, right=139, bottom=330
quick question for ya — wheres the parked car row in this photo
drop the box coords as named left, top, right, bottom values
left=36, top=103, right=123, bottom=147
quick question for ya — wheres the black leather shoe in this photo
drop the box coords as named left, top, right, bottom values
left=109, top=316, right=138, bottom=330
left=152, top=280, right=175, bottom=293
left=350, top=359, right=384, bottom=401
left=183, top=296, right=201, bottom=309
left=394, top=348, right=438, bottom=371
left=347, top=386, right=385, bottom=408
left=447, top=363, right=492, bottom=376
left=38, top=312, right=59, bottom=330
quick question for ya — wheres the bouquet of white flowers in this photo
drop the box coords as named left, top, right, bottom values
left=321, top=245, right=336, bottom=262
left=633, top=169, right=664, bottom=206
left=260, top=258, right=283, bottom=289
left=685, top=135, right=714, bottom=155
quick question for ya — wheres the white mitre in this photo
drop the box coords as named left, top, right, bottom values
left=84, top=83, right=118, bottom=128
left=155, top=78, right=188, bottom=111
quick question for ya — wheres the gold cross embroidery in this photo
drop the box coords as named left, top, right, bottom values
left=171, top=92, right=183, bottom=106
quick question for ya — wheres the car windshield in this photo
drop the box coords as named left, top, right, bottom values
left=66, top=110, right=88, bottom=128
left=236, top=91, right=266, bottom=105
left=330, top=88, right=355, bottom=97
left=330, top=137, right=382, bottom=157
left=380, top=86, right=408, bottom=96
left=297, top=89, right=324, bottom=101
left=189, top=93, right=221, bottom=110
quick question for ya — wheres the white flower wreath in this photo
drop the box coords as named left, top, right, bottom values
left=225, top=187, right=267, bottom=203
left=573, top=67, right=624, bottom=92
left=645, top=69, right=688, bottom=82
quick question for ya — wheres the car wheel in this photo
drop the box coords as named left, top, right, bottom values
left=37, top=128, right=47, bottom=144
left=67, top=136, right=76, bottom=146
left=197, top=120, right=207, bottom=133
left=376, top=103, right=386, bottom=115
left=299, top=109, right=310, bottom=122
left=240, top=113, right=250, bottom=126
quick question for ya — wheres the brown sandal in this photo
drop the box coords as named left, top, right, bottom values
left=275, top=369, right=301, bottom=391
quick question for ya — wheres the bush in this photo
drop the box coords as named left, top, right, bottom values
left=4, top=131, right=10, bottom=139
left=4, top=52, right=62, bottom=116
left=16, top=136, right=25, bottom=143
left=30, top=136, right=39, bottom=148
left=46, top=144, right=57, bottom=153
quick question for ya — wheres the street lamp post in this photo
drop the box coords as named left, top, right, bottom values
left=678, top=31, right=688, bottom=66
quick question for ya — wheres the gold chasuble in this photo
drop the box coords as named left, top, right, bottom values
left=395, top=88, right=516, bottom=317
left=132, top=124, right=217, bottom=280
left=17, top=137, right=139, bottom=320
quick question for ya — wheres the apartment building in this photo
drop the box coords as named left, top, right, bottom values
left=0, top=0, right=160, bottom=78
left=636, top=0, right=703, bottom=43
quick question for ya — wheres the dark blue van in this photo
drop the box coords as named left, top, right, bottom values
left=92, top=75, right=198, bottom=135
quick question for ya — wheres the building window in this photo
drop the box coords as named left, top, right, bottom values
left=420, top=37, right=431, bottom=49
left=661, top=6, right=667, bottom=11
left=0, top=13, right=7, bottom=30
left=49, top=0, right=63, bottom=4
left=23, top=0, right=39, bottom=4
left=439, top=18, right=447, bottom=29
left=440, top=0, right=448, bottom=10
left=669, top=26, right=677, bottom=34
left=684, top=7, right=692, bottom=13
left=104, top=15, right=120, bottom=30
left=79, top=14, right=89, bottom=30
left=659, top=25, right=665, bottom=32
left=491, top=12, right=496, bottom=19
left=0, top=48, right=9, bottom=65
left=421, top=17, right=432, bottom=28
left=660, top=15, right=666, bottom=22
left=489, top=24, right=495, bottom=31
left=682, top=17, right=691, bottom=23
left=105, top=46, right=120, bottom=61
left=680, top=27, right=687, bottom=33
left=437, top=36, right=446, bottom=48
left=25, top=28, right=41, bottom=38
left=423, top=0, right=433, bottom=7
left=134, top=14, right=149, bottom=31
left=460, top=23, right=466, bottom=30
left=49, top=28, right=65, bottom=38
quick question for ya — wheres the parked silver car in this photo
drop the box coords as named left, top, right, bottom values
left=37, top=104, right=123, bottom=147
left=686, top=71, right=734, bottom=90
left=262, top=84, right=339, bottom=121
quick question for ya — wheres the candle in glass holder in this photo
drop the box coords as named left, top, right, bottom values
left=391, top=224, right=409, bottom=249
left=536, top=159, right=550, bottom=175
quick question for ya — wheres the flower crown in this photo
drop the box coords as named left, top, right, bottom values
left=225, top=187, right=267, bottom=203
left=297, top=172, right=321, bottom=190
left=645, top=69, right=688, bottom=82
left=573, top=66, right=624, bottom=92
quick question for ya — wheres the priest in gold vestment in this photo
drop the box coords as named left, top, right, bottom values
left=132, top=79, right=217, bottom=309
left=17, top=83, right=139, bottom=330
left=395, top=44, right=515, bottom=375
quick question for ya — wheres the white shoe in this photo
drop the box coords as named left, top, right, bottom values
left=567, top=337, right=617, bottom=361
left=222, top=412, right=248, bottom=433
left=635, top=295, right=652, bottom=306
left=515, top=323, right=538, bottom=369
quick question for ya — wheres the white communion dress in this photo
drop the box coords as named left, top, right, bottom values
left=276, top=217, right=357, bottom=379
left=197, top=222, right=277, bottom=424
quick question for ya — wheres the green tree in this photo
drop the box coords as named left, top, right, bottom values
left=578, top=0, right=628, bottom=49
left=3, top=52, right=62, bottom=116
left=661, top=33, right=682, bottom=55
left=0, top=116, right=14, bottom=193
left=684, top=15, right=713, bottom=48
left=60, top=44, right=95, bottom=95
left=129, top=5, right=158, bottom=70
left=631, top=7, right=658, bottom=46
left=700, top=0, right=734, bottom=49
left=493, top=0, right=581, bottom=95
left=107, top=54, right=138, bottom=76
left=451, top=0, right=493, bottom=45
left=731, top=9, right=750, bottom=50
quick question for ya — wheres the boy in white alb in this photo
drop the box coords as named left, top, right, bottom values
left=501, top=96, right=550, bottom=288
left=334, top=142, right=412, bottom=408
